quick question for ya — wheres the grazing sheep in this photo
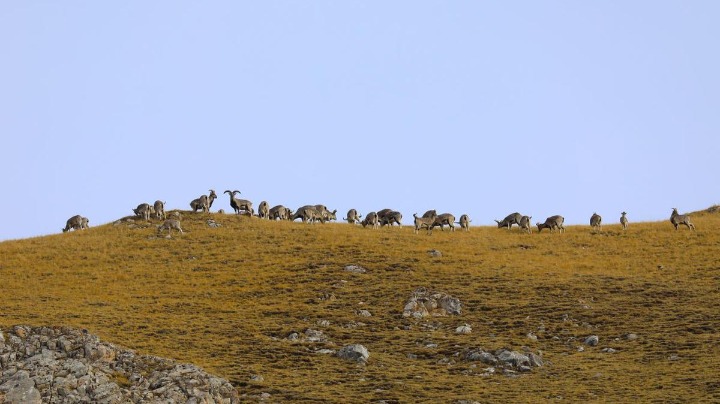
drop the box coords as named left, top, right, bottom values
left=62, top=215, right=89, bottom=232
left=133, top=203, right=153, bottom=221
left=590, top=213, right=602, bottom=232
left=153, top=200, right=166, bottom=220
left=190, top=189, right=217, bottom=213
left=536, top=215, right=565, bottom=233
left=413, top=212, right=437, bottom=234
left=157, top=219, right=183, bottom=235
left=431, top=213, right=456, bottom=232
left=457, top=214, right=471, bottom=231
left=361, top=212, right=380, bottom=229
left=495, top=212, right=523, bottom=230
left=380, top=211, right=403, bottom=227
left=620, top=212, right=629, bottom=230
left=313, top=205, right=337, bottom=223
left=292, top=205, right=317, bottom=223
left=519, top=215, right=532, bottom=234
left=670, top=208, right=695, bottom=231
left=343, top=209, right=362, bottom=224
left=258, top=201, right=270, bottom=219
left=269, top=205, right=292, bottom=220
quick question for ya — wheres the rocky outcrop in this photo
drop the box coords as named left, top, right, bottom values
left=0, top=325, right=238, bottom=403
left=403, top=287, right=462, bottom=318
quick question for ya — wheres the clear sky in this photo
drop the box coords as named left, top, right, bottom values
left=1, top=2, right=718, bottom=241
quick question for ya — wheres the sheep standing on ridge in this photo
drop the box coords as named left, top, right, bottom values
left=670, top=208, right=695, bottom=231
left=190, top=190, right=217, bottom=213
left=63, top=215, right=89, bottom=232
left=620, top=212, right=629, bottom=230
left=457, top=214, right=471, bottom=231
left=257, top=201, right=270, bottom=219
left=153, top=200, right=166, bottom=220
left=590, top=213, right=602, bottom=232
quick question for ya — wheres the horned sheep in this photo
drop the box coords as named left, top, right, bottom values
left=224, top=190, right=253, bottom=215
left=190, top=189, right=217, bottom=213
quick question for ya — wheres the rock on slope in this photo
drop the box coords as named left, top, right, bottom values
left=0, top=325, right=238, bottom=403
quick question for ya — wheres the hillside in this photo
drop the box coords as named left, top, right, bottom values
left=1, top=210, right=719, bottom=402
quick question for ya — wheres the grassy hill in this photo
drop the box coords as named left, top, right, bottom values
left=1, top=210, right=719, bottom=402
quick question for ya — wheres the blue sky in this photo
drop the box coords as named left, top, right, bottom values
left=1, top=2, right=718, bottom=241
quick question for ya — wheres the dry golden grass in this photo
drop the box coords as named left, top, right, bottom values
left=1, top=210, right=719, bottom=402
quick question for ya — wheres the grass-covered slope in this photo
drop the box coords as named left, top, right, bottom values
left=1, top=211, right=719, bottom=402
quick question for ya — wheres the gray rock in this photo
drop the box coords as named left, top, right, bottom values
left=456, top=324, right=472, bottom=334
left=1, top=371, right=42, bottom=404
left=427, top=249, right=442, bottom=257
left=466, top=351, right=497, bottom=365
left=584, top=335, right=599, bottom=346
left=344, top=265, right=367, bottom=273
left=496, top=350, right=530, bottom=368
left=337, top=344, right=369, bottom=363
left=528, top=352, right=544, bottom=367
left=403, top=287, right=462, bottom=318
left=0, top=325, right=238, bottom=403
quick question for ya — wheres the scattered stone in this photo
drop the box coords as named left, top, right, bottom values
left=496, top=350, right=530, bottom=368
left=0, top=325, right=238, bottom=403
left=584, top=335, right=599, bottom=346
left=357, top=310, right=372, bottom=317
left=456, top=324, right=472, bottom=334
left=337, top=344, right=369, bottom=363
left=528, top=352, right=544, bottom=367
left=315, top=349, right=336, bottom=355
left=668, top=354, right=680, bottom=361
left=206, top=219, right=221, bottom=228
left=250, top=374, right=264, bottom=382
left=427, top=249, right=442, bottom=257
left=344, top=265, right=367, bottom=274
left=527, top=332, right=538, bottom=341
left=601, top=348, right=617, bottom=354
left=316, top=319, right=330, bottom=327
left=303, top=329, right=326, bottom=343
left=466, top=351, right=497, bottom=365
left=625, top=333, right=638, bottom=341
